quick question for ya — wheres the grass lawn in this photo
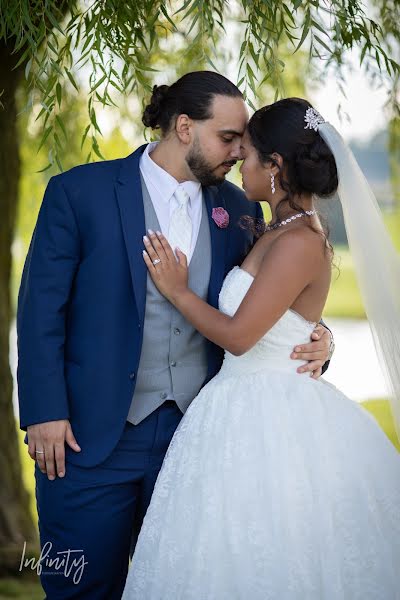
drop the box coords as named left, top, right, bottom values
left=361, top=399, right=400, bottom=451
left=0, top=578, right=43, bottom=600
left=324, top=212, right=400, bottom=319
left=325, top=248, right=365, bottom=318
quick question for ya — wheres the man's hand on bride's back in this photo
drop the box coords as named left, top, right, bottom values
left=290, top=324, right=332, bottom=380
left=27, top=419, right=81, bottom=480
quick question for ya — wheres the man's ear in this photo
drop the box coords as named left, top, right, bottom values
left=175, top=114, right=192, bottom=144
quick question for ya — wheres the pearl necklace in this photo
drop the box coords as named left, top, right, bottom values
left=265, top=210, right=317, bottom=231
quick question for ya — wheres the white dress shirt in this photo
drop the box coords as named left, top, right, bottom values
left=139, top=141, right=203, bottom=264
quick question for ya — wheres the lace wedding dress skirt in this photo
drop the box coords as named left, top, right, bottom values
left=122, top=266, right=400, bottom=599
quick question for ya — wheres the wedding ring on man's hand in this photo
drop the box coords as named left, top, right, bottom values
left=35, top=450, right=45, bottom=454
left=153, top=258, right=161, bottom=266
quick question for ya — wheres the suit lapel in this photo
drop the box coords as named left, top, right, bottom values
left=115, top=145, right=148, bottom=325
left=115, top=147, right=229, bottom=320
left=204, top=185, right=228, bottom=308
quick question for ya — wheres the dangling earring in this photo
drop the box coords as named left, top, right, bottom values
left=270, top=173, right=276, bottom=195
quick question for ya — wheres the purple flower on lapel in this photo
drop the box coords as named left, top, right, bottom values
left=212, top=207, right=229, bottom=228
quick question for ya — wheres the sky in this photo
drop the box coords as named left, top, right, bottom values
left=311, top=62, right=390, bottom=143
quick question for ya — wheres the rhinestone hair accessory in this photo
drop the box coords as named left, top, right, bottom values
left=304, top=107, right=325, bottom=132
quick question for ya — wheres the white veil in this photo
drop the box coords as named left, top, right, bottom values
left=318, top=120, right=400, bottom=443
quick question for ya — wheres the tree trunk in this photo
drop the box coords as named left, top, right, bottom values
left=0, top=40, right=38, bottom=575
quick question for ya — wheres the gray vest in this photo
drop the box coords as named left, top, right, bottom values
left=127, top=178, right=212, bottom=425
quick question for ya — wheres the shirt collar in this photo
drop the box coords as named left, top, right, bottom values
left=140, top=141, right=201, bottom=205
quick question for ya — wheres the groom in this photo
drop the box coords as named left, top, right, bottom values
left=17, top=71, right=333, bottom=599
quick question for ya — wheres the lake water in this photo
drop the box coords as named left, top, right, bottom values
left=9, top=318, right=388, bottom=418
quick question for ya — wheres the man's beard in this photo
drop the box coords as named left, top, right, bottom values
left=186, top=138, right=236, bottom=186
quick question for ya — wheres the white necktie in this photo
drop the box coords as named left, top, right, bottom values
left=168, top=186, right=192, bottom=260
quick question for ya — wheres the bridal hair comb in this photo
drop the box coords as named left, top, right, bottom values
left=304, top=107, right=325, bottom=132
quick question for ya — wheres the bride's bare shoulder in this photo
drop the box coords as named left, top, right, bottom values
left=262, top=225, right=329, bottom=267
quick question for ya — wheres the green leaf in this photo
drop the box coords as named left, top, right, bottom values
left=248, top=41, right=260, bottom=67
left=81, top=124, right=91, bottom=150
left=160, top=5, right=178, bottom=31
left=65, top=68, right=79, bottom=91
left=90, top=109, right=102, bottom=135
left=314, top=35, right=331, bottom=54
left=37, top=126, right=53, bottom=153
left=174, top=0, right=197, bottom=16
left=54, top=132, right=62, bottom=149
left=56, top=82, right=62, bottom=107
left=36, top=163, right=53, bottom=173
left=45, top=7, right=65, bottom=36
left=92, top=136, right=105, bottom=160
left=50, top=60, right=63, bottom=77
left=360, top=42, right=369, bottom=64
left=311, top=18, right=329, bottom=36
left=282, top=4, right=296, bottom=26
left=12, top=45, right=32, bottom=70
left=205, top=54, right=218, bottom=71
left=295, top=10, right=311, bottom=52
left=134, top=64, right=159, bottom=73
left=246, top=62, right=257, bottom=81
left=55, top=115, right=68, bottom=141
left=246, top=96, right=257, bottom=112
left=90, top=73, right=107, bottom=93
left=55, top=153, right=64, bottom=172
left=76, top=49, right=92, bottom=67
left=81, top=34, right=93, bottom=54
left=187, top=11, right=200, bottom=35
left=375, top=48, right=381, bottom=70
left=109, top=79, right=123, bottom=93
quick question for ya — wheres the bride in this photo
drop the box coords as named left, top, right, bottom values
left=122, top=98, right=400, bottom=599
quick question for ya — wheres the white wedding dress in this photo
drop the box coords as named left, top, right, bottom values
left=122, top=266, right=400, bottom=600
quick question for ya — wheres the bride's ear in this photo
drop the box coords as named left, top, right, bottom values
left=270, top=152, right=283, bottom=173
left=264, top=153, right=283, bottom=177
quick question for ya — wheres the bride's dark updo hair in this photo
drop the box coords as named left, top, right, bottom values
left=142, top=71, right=243, bottom=134
left=244, top=97, right=338, bottom=255
left=248, top=97, right=338, bottom=199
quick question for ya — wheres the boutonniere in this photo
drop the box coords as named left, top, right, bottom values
left=212, top=207, right=230, bottom=228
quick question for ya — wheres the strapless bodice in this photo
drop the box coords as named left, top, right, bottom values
left=218, top=266, right=317, bottom=376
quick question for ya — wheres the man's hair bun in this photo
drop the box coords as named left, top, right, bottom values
left=142, top=85, right=170, bottom=129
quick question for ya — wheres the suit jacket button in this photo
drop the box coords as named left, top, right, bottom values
left=129, top=372, right=135, bottom=380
